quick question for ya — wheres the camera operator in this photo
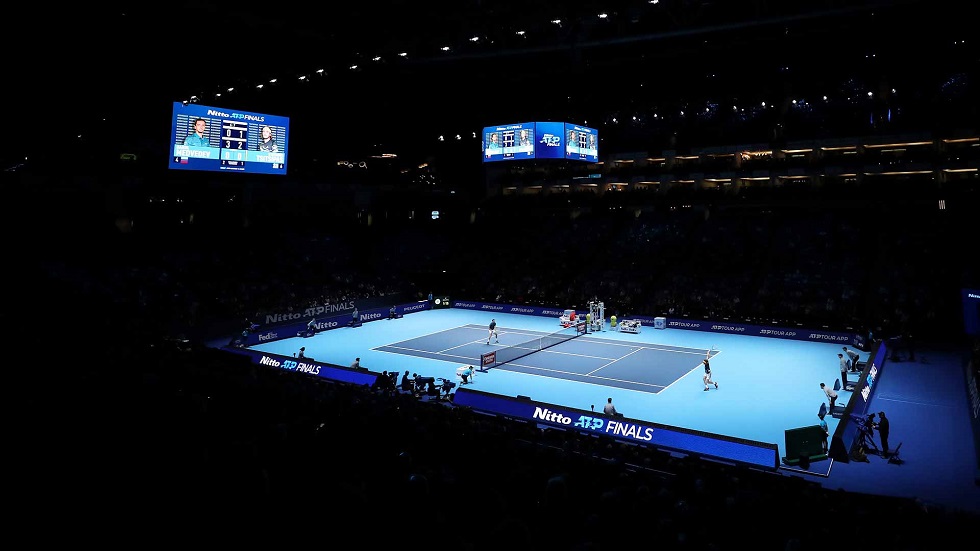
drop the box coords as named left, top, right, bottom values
left=862, top=414, right=880, bottom=454
left=413, top=375, right=436, bottom=398
left=437, top=377, right=456, bottom=399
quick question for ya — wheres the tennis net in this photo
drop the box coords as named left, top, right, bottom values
left=478, top=321, right=588, bottom=372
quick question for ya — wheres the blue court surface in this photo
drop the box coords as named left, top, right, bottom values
left=374, top=323, right=718, bottom=393
left=247, top=308, right=980, bottom=514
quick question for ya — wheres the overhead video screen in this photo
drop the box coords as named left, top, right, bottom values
left=564, top=123, right=599, bottom=162
left=169, top=102, right=290, bottom=175
left=534, top=121, right=566, bottom=160
left=482, top=122, right=536, bottom=163
left=482, top=121, right=597, bottom=163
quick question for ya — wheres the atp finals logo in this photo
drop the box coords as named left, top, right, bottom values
left=540, top=134, right=561, bottom=146
left=532, top=406, right=654, bottom=442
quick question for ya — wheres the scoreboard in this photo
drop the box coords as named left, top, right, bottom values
left=169, top=102, right=290, bottom=175
left=483, top=121, right=598, bottom=163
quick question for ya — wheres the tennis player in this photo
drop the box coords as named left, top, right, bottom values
left=702, top=358, right=718, bottom=391
left=487, top=319, right=499, bottom=344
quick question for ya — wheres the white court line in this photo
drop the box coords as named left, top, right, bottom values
left=460, top=324, right=544, bottom=338
left=496, top=362, right=667, bottom=389
left=379, top=344, right=475, bottom=361
left=575, top=336, right=709, bottom=355
left=662, top=349, right=725, bottom=393
left=438, top=337, right=496, bottom=354
left=373, top=323, right=473, bottom=349
left=585, top=346, right=645, bottom=376
left=464, top=325, right=703, bottom=358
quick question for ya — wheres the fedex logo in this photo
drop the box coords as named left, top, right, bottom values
left=540, top=134, right=561, bottom=146
left=257, top=332, right=279, bottom=341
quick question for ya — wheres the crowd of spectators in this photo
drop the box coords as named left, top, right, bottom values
left=432, top=191, right=972, bottom=343
left=19, top=299, right=978, bottom=548
left=15, top=172, right=979, bottom=548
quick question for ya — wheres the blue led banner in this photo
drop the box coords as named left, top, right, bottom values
left=449, top=300, right=862, bottom=347
left=453, top=388, right=779, bottom=470
left=234, top=302, right=431, bottom=347
left=226, top=348, right=378, bottom=387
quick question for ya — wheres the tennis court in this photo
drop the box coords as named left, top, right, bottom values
left=244, top=307, right=980, bottom=514
left=374, top=323, right=718, bottom=393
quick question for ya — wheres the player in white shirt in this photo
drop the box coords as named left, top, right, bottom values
left=702, top=358, right=719, bottom=391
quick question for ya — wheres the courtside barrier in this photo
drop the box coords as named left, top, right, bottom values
left=232, top=301, right=430, bottom=347
left=449, top=300, right=864, bottom=348
left=224, top=348, right=379, bottom=387
left=453, top=387, right=780, bottom=471
left=829, top=340, right=889, bottom=462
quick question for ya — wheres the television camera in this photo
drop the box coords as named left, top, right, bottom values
left=412, top=376, right=455, bottom=400
left=850, top=413, right=880, bottom=453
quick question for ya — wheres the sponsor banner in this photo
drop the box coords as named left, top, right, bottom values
left=450, top=300, right=582, bottom=319
left=258, top=293, right=409, bottom=327
left=226, top=348, right=378, bottom=387
left=450, top=300, right=861, bottom=345
left=659, top=317, right=861, bottom=346
left=234, top=302, right=430, bottom=346
left=453, top=388, right=779, bottom=470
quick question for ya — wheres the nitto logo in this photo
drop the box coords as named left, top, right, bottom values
left=265, top=312, right=304, bottom=324
left=532, top=407, right=572, bottom=425
left=363, top=313, right=383, bottom=321
left=259, top=356, right=281, bottom=367
left=313, top=321, right=338, bottom=330
left=257, top=332, right=278, bottom=341
left=510, top=307, right=534, bottom=313
left=969, top=293, right=980, bottom=299
left=482, top=305, right=504, bottom=311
